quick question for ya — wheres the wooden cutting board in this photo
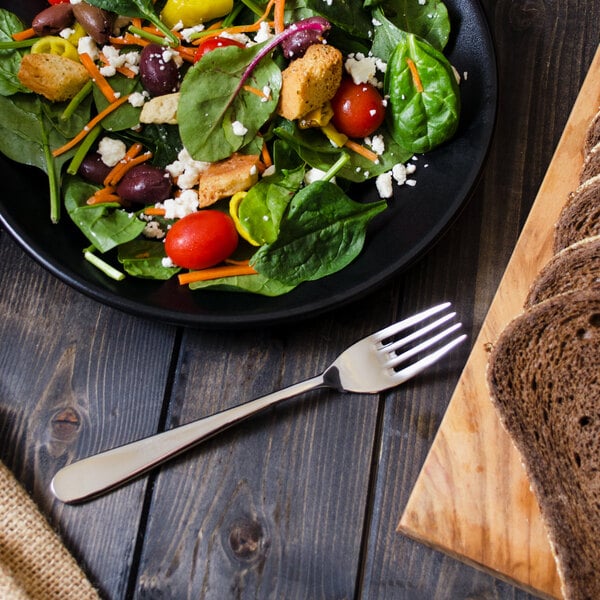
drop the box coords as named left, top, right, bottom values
left=398, top=44, right=600, bottom=600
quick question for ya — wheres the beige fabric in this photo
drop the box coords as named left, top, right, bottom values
left=0, top=461, right=99, bottom=600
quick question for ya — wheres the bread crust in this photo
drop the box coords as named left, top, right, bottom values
left=525, top=235, right=600, bottom=307
left=277, top=43, right=342, bottom=121
left=487, top=288, right=600, bottom=600
left=17, top=53, right=90, bottom=102
left=554, top=174, right=600, bottom=252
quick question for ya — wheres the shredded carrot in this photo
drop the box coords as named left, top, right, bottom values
left=207, top=21, right=224, bottom=31
left=12, top=27, right=36, bottom=42
left=109, top=34, right=151, bottom=48
left=274, top=0, right=286, bottom=34
left=178, top=264, right=257, bottom=285
left=52, top=94, right=131, bottom=157
left=143, top=207, right=167, bottom=216
left=261, top=140, right=273, bottom=168
left=131, top=18, right=143, bottom=29
left=344, top=139, right=379, bottom=163
left=225, top=258, right=252, bottom=266
left=406, top=57, right=424, bottom=93
left=103, top=143, right=150, bottom=186
left=243, top=84, right=270, bottom=100
left=87, top=186, right=120, bottom=205
left=79, top=52, right=118, bottom=103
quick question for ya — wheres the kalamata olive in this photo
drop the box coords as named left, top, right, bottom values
left=32, top=4, right=74, bottom=37
left=78, top=152, right=111, bottom=185
left=116, top=164, right=173, bottom=204
left=280, top=17, right=331, bottom=60
left=139, top=44, right=180, bottom=96
left=72, top=2, right=115, bottom=44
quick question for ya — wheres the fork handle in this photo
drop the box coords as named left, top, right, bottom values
left=51, top=375, right=325, bottom=503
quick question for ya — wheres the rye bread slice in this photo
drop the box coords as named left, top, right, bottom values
left=487, top=288, right=600, bottom=600
left=525, top=235, right=600, bottom=307
left=584, top=108, right=600, bottom=155
left=580, top=141, right=600, bottom=183
left=554, top=173, right=600, bottom=252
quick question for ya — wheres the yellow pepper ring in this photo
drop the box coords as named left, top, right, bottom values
left=229, top=192, right=261, bottom=247
left=160, top=0, right=234, bottom=28
left=31, top=36, right=80, bottom=62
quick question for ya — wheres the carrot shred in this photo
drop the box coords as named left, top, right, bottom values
left=344, top=139, right=379, bottom=163
left=131, top=18, right=143, bottom=29
left=109, top=34, right=151, bottom=48
left=406, top=57, right=424, bottom=93
left=178, top=264, right=258, bottom=285
left=243, top=84, right=269, bottom=100
left=104, top=143, right=152, bottom=186
left=261, top=140, right=273, bottom=168
left=87, top=186, right=120, bottom=205
left=143, top=207, right=167, bottom=216
left=274, top=0, right=286, bottom=34
left=12, top=27, right=36, bottom=41
left=79, top=52, right=118, bottom=103
left=52, top=94, right=131, bottom=157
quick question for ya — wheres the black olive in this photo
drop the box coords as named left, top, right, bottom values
left=78, top=152, right=111, bottom=185
left=32, top=4, right=75, bottom=37
left=139, top=44, right=180, bottom=96
left=116, top=164, right=173, bottom=204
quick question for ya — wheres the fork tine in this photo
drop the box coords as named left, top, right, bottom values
left=383, top=322, right=463, bottom=369
left=371, top=302, right=451, bottom=343
left=392, top=333, right=467, bottom=384
left=384, top=312, right=456, bottom=354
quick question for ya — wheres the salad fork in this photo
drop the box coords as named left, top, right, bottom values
left=51, top=302, right=466, bottom=503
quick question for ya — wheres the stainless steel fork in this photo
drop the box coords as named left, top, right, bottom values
left=51, top=302, right=466, bottom=503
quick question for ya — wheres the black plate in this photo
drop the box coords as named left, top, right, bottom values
left=0, top=0, right=497, bottom=328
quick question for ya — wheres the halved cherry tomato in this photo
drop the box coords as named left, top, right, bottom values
left=164, top=210, right=239, bottom=270
left=193, top=36, right=245, bottom=63
left=330, top=78, right=386, bottom=139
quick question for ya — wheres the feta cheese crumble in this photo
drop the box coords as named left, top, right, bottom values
left=98, top=137, right=126, bottom=167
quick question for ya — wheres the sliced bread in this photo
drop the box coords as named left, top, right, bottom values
left=580, top=141, right=600, bottom=183
left=584, top=108, right=600, bottom=155
left=554, top=173, right=600, bottom=252
left=525, top=235, right=600, bottom=307
left=487, top=288, right=600, bottom=600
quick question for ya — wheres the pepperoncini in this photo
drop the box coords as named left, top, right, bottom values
left=229, top=192, right=260, bottom=246
left=160, top=0, right=234, bottom=29
left=31, top=36, right=79, bottom=62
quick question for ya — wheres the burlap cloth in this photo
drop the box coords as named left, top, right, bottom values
left=0, top=460, right=99, bottom=599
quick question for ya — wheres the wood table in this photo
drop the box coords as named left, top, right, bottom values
left=1, top=1, right=598, bottom=598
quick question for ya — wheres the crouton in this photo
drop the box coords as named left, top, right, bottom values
left=17, top=53, right=90, bottom=102
left=277, top=44, right=343, bottom=121
left=197, top=153, right=261, bottom=207
left=140, top=92, right=180, bottom=125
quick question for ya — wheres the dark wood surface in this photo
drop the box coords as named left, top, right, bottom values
left=1, top=1, right=598, bottom=598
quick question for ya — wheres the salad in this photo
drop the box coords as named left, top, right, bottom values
left=0, top=0, right=460, bottom=297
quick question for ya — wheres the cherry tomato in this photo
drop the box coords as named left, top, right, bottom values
left=193, top=36, right=245, bottom=63
left=165, top=211, right=239, bottom=270
left=47, top=0, right=70, bottom=4
left=330, top=79, right=386, bottom=139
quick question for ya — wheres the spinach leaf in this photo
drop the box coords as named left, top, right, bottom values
left=251, top=180, right=386, bottom=286
left=84, top=0, right=179, bottom=45
left=119, top=123, right=183, bottom=166
left=118, top=239, right=180, bottom=279
left=178, top=44, right=281, bottom=162
left=374, top=0, right=450, bottom=51
left=63, top=177, right=146, bottom=252
left=237, top=164, right=305, bottom=245
left=385, top=33, right=459, bottom=154
left=306, top=0, right=373, bottom=40
left=274, top=119, right=412, bottom=181
left=370, top=7, right=407, bottom=62
left=0, top=9, right=30, bottom=96
left=0, top=93, right=83, bottom=221
left=189, top=272, right=296, bottom=296
left=93, top=74, right=143, bottom=132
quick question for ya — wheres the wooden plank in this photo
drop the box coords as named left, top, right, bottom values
left=129, top=302, right=395, bottom=598
left=0, top=236, right=178, bottom=600
left=398, top=43, right=600, bottom=599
